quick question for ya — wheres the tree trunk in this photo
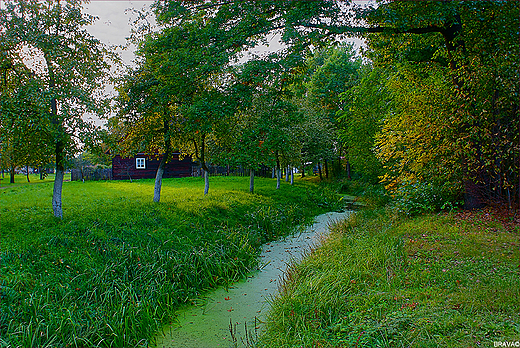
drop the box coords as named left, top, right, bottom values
left=52, top=168, right=64, bottom=219
left=153, top=165, right=165, bottom=203
left=10, top=165, right=14, bottom=184
left=48, top=58, right=65, bottom=218
left=285, top=165, right=290, bottom=182
left=52, top=137, right=65, bottom=219
left=301, top=161, right=305, bottom=178
left=26, top=165, right=30, bottom=182
left=318, top=162, right=323, bottom=180
left=290, top=167, right=294, bottom=185
left=204, top=168, right=209, bottom=195
left=154, top=122, right=171, bottom=203
left=346, top=160, right=351, bottom=180
left=249, top=168, right=255, bottom=193
left=276, top=152, right=281, bottom=189
left=197, top=135, right=210, bottom=196
left=324, top=160, right=329, bottom=179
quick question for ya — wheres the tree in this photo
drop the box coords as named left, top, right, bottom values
left=338, top=64, right=389, bottom=182
left=116, top=12, right=237, bottom=197
left=237, top=55, right=304, bottom=190
left=0, top=0, right=113, bottom=217
left=361, top=0, right=519, bottom=207
left=114, top=62, right=181, bottom=202
left=0, top=84, right=47, bottom=184
left=294, top=97, right=337, bottom=180
left=179, top=87, right=235, bottom=195
left=0, top=37, right=53, bottom=184
left=151, top=0, right=518, bottom=206
left=296, top=45, right=361, bottom=180
left=374, top=62, right=462, bottom=190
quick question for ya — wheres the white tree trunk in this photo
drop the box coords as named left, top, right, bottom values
left=285, top=165, right=290, bottom=182
left=276, top=168, right=281, bottom=189
left=52, top=169, right=64, bottom=218
left=290, top=167, right=294, bottom=185
left=153, top=165, right=164, bottom=203
left=249, top=168, right=255, bottom=193
left=204, top=169, right=209, bottom=195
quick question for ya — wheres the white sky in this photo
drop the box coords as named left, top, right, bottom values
left=83, top=1, right=367, bottom=65
left=83, top=0, right=155, bottom=66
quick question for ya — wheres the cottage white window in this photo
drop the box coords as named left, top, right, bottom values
left=136, top=158, right=146, bottom=169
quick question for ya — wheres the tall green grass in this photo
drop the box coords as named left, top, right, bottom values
left=0, top=176, right=341, bottom=347
left=259, top=208, right=519, bottom=347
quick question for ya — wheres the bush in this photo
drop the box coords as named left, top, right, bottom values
left=391, top=181, right=461, bottom=216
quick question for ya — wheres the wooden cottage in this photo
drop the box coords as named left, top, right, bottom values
left=112, top=153, right=193, bottom=180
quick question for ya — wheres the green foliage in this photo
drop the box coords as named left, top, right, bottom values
left=287, top=45, right=362, bottom=175
left=259, top=209, right=519, bottom=347
left=293, top=99, right=337, bottom=170
left=0, top=0, right=113, bottom=154
left=304, top=45, right=361, bottom=119
left=0, top=0, right=115, bottom=216
left=308, top=182, right=345, bottom=212
left=362, top=0, right=519, bottom=205
left=114, top=10, right=242, bottom=196
left=375, top=62, right=462, bottom=190
left=0, top=75, right=53, bottom=179
left=390, top=181, right=462, bottom=217
left=0, top=177, right=332, bottom=347
left=338, top=64, right=388, bottom=182
left=153, top=1, right=347, bottom=53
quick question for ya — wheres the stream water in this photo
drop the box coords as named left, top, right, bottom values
left=155, top=210, right=352, bottom=348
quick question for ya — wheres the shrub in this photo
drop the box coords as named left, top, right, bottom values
left=391, top=181, right=461, bottom=216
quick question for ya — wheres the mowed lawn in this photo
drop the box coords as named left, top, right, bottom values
left=0, top=176, right=339, bottom=347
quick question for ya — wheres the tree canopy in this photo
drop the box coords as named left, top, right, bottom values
left=2, top=0, right=517, bottom=210
left=0, top=0, right=114, bottom=217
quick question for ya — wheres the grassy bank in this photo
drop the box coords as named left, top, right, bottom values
left=0, top=176, right=339, bottom=347
left=259, top=207, right=519, bottom=347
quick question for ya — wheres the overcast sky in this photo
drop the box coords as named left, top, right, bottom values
left=83, top=1, right=155, bottom=65
left=82, top=1, right=366, bottom=66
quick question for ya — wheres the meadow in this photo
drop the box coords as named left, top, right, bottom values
left=259, top=206, right=519, bottom=347
left=0, top=176, right=340, bottom=347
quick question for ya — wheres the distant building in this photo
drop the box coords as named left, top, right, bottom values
left=112, top=153, right=193, bottom=180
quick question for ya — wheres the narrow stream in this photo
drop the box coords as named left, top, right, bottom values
left=155, top=210, right=352, bottom=348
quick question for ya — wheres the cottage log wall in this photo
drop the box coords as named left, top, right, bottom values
left=112, top=154, right=192, bottom=180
